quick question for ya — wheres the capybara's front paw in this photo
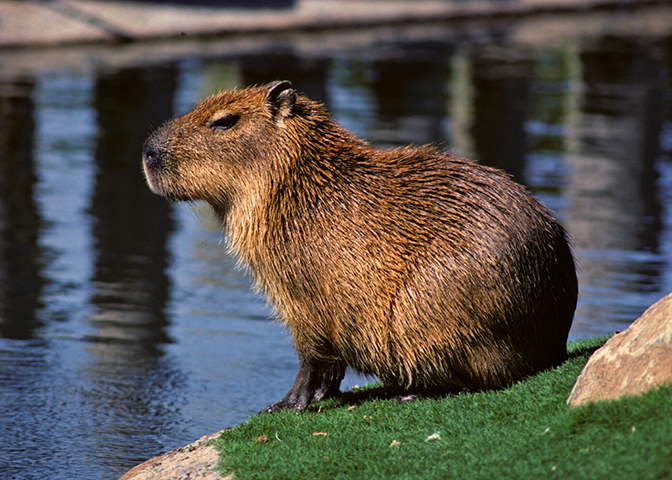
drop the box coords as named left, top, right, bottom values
left=261, top=398, right=306, bottom=414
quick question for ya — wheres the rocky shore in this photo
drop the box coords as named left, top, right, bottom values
left=119, top=431, right=229, bottom=480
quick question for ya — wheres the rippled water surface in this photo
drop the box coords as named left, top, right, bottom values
left=1, top=13, right=672, bottom=480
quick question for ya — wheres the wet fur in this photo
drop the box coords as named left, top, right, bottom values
left=143, top=81, right=578, bottom=411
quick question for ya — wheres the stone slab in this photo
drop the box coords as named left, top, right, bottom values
left=568, top=292, right=672, bottom=407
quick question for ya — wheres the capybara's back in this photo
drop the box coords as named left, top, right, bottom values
left=143, top=81, right=578, bottom=412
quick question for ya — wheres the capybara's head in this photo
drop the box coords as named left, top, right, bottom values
left=142, top=81, right=301, bottom=211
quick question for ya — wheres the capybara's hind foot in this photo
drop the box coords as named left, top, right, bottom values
left=396, top=393, right=419, bottom=403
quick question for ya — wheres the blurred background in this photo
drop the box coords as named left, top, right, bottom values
left=1, top=1, right=671, bottom=478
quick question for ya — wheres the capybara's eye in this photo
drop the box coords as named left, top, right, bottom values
left=209, top=114, right=240, bottom=131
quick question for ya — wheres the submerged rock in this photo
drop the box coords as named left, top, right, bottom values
left=568, top=293, right=672, bottom=407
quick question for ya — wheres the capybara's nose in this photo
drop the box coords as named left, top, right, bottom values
left=142, top=137, right=162, bottom=169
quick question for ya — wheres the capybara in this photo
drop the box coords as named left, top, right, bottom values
left=142, top=80, right=577, bottom=412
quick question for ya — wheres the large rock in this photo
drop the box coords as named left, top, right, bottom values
left=568, top=293, right=672, bottom=407
left=118, top=431, right=230, bottom=480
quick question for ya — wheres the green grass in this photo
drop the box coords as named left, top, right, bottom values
left=215, top=336, right=672, bottom=479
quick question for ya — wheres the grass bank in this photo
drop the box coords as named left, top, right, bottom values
left=215, top=336, right=672, bottom=479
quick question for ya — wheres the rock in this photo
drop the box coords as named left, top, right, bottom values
left=118, top=431, right=232, bottom=480
left=568, top=293, right=672, bottom=407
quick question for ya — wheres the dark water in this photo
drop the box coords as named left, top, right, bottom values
left=1, top=15, right=672, bottom=480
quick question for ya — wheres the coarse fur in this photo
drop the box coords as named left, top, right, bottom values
left=143, top=81, right=578, bottom=412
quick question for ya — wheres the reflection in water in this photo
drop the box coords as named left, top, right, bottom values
left=470, top=47, right=532, bottom=182
left=89, top=66, right=175, bottom=347
left=565, top=37, right=668, bottom=335
left=0, top=79, right=49, bottom=479
left=85, top=66, right=182, bottom=471
left=0, top=21, right=671, bottom=480
left=0, top=80, right=43, bottom=339
left=367, top=43, right=451, bottom=147
left=240, top=52, right=331, bottom=105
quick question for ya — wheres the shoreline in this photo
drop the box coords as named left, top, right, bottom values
left=118, top=335, right=672, bottom=480
left=1, top=0, right=668, bottom=49
left=2, top=1, right=671, bottom=83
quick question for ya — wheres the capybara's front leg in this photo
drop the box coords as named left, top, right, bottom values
left=263, top=355, right=344, bottom=413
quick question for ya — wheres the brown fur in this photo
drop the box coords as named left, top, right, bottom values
left=143, top=81, right=577, bottom=411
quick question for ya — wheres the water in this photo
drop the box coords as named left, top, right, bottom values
left=1, top=15, right=672, bottom=480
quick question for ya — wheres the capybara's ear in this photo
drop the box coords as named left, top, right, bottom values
left=265, top=80, right=296, bottom=121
